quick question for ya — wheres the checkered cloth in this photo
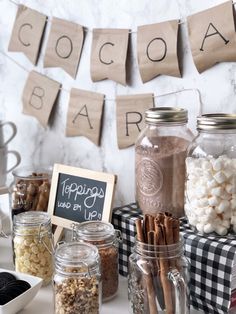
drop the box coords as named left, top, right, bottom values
left=112, top=202, right=140, bottom=276
left=180, top=218, right=236, bottom=314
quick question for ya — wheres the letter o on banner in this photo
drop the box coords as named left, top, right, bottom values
left=55, top=35, right=73, bottom=59
left=146, top=37, right=167, bottom=62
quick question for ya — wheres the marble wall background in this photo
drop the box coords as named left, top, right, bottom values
left=0, top=0, right=236, bottom=206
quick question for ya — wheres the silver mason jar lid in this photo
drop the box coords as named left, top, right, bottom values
left=197, top=113, right=236, bottom=130
left=145, top=107, right=188, bottom=124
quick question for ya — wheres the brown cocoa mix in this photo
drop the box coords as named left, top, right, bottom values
left=135, top=136, right=190, bottom=218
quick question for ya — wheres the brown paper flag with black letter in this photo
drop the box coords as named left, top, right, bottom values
left=187, top=1, right=236, bottom=73
left=44, top=18, right=84, bottom=79
left=66, top=89, right=105, bottom=146
left=90, top=29, right=129, bottom=86
left=22, top=71, right=61, bottom=128
left=8, top=5, right=47, bottom=65
left=137, top=20, right=180, bottom=83
left=116, top=93, right=154, bottom=149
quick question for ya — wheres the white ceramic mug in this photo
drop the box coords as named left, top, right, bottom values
left=0, top=146, right=21, bottom=187
left=0, top=120, right=17, bottom=148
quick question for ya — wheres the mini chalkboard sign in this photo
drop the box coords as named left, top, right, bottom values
left=48, top=163, right=116, bottom=242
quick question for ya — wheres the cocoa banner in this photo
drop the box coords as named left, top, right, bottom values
left=22, top=71, right=61, bottom=127
left=8, top=5, right=47, bottom=65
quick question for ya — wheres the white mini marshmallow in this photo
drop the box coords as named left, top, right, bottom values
left=207, top=179, right=218, bottom=189
left=208, top=196, right=220, bottom=207
left=215, top=225, right=228, bottom=236
left=225, top=184, right=233, bottom=194
left=198, top=198, right=209, bottom=207
left=196, top=223, right=204, bottom=234
left=212, top=159, right=222, bottom=171
left=214, top=171, right=227, bottom=184
left=211, top=186, right=223, bottom=197
left=203, top=223, right=214, bottom=234
left=221, top=219, right=230, bottom=229
left=224, top=169, right=233, bottom=179
left=216, top=200, right=230, bottom=213
left=202, top=160, right=212, bottom=171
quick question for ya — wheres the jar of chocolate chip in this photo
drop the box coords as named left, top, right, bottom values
left=10, top=166, right=51, bottom=219
left=13, top=211, right=53, bottom=285
left=54, top=242, right=101, bottom=314
left=76, top=221, right=120, bottom=301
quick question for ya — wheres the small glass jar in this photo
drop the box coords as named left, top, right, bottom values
left=76, top=221, right=120, bottom=301
left=135, top=107, right=193, bottom=218
left=54, top=242, right=101, bottom=314
left=185, top=113, right=236, bottom=236
left=128, top=237, right=190, bottom=314
left=11, top=166, right=51, bottom=219
left=13, top=211, right=53, bottom=285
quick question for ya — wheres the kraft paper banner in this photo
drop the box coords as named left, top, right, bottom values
left=116, top=93, right=154, bottom=149
left=22, top=70, right=61, bottom=127
left=90, top=28, right=129, bottom=86
left=8, top=5, right=47, bottom=65
left=187, top=1, right=236, bottom=73
left=44, top=17, right=84, bottom=78
left=66, top=88, right=105, bottom=146
left=137, top=20, right=180, bottom=83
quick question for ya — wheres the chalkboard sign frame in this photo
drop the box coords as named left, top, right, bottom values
left=48, top=163, right=116, bottom=235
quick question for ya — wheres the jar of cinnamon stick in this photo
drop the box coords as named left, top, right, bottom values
left=135, top=107, right=193, bottom=218
left=128, top=213, right=190, bottom=314
left=76, top=221, right=121, bottom=301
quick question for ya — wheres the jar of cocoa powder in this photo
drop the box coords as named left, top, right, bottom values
left=76, top=221, right=120, bottom=301
left=135, top=107, right=193, bottom=218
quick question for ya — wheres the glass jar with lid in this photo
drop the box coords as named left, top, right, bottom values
left=11, top=166, right=51, bottom=219
left=54, top=242, right=101, bottom=314
left=76, top=221, right=120, bottom=301
left=185, top=113, right=236, bottom=236
left=135, top=107, right=193, bottom=218
left=13, top=211, right=53, bottom=285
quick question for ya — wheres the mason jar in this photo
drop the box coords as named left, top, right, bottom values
left=76, top=221, right=120, bottom=301
left=128, top=237, right=190, bottom=314
left=11, top=166, right=51, bottom=219
left=54, top=242, right=101, bottom=314
left=135, top=107, right=193, bottom=218
left=13, top=211, right=53, bottom=285
left=185, top=113, right=236, bottom=236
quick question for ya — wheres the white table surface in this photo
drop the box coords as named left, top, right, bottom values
left=0, top=236, right=202, bottom=314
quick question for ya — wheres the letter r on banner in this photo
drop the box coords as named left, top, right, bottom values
left=8, top=5, right=47, bottom=65
left=22, top=71, right=61, bottom=127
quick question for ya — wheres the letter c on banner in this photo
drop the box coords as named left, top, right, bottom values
left=99, top=42, right=114, bottom=65
left=146, top=37, right=167, bottom=62
left=18, top=23, right=33, bottom=47
left=55, top=35, right=73, bottom=59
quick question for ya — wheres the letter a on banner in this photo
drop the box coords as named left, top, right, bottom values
left=91, top=29, right=129, bottom=86
left=8, top=5, right=47, bottom=65
left=66, top=88, right=105, bottom=146
left=22, top=71, right=61, bottom=127
left=44, top=18, right=84, bottom=78
left=187, top=1, right=236, bottom=73
left=137, top=20, right=180, bottom=83
left=116, top=93, right=154, bottom=149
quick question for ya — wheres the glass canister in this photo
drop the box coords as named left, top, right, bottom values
left=128, top=237, right=190, bottom=314
left=185, top=113, right=236, bottom=236
left=135, top=107, right=193, bottom=218
left=11, top=166, right=51, bottom=219
left=13, top=211, right=53, bottom=285
left=76, top=221, right=120, bottom=301
left=54, top=242, right=101, bottom=314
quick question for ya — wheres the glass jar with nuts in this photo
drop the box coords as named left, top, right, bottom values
left=54, top=242, right=101, bottom=314
left=13, top=211, right=53, bottom=285
left=10, top=166, right=51, bottom=220
left=76, top=221, right=121, bottom=301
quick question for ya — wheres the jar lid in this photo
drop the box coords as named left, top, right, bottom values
left=145, top=107, right=188, bottom=124
left=197, top=113, right=236, bottom=130
left=55, top=242, right=99, bottom=270
left=76, top=221, right=115, bottom=241
left=12, top=166, right=52, bottom=180
left=14, top=211, right=51, bottom=227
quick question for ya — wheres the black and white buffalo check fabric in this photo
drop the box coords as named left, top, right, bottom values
left=112, top=203, right=236, bottom=313
left=181, top=218, right=236, bottom=314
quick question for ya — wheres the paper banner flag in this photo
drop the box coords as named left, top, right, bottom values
left=116, top=93, right=154, bottom=149
left=66, top=88, right=105, bottom=146
left=44, top=17, right=84, bottom=79
left=8, top=5, right=47, bottom=65
left=187, top=1, right=236, bottom=73
left=22, top=71, right=61, bottom=127
left=137, top=20, right=180, bottom=83
left=90, top=28, right=129, bottom=86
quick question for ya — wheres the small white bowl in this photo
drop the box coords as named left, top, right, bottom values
left=0, top=268, right=43, bottom=314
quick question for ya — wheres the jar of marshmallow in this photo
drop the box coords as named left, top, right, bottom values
left=185, top=113, right=236, bottom=236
